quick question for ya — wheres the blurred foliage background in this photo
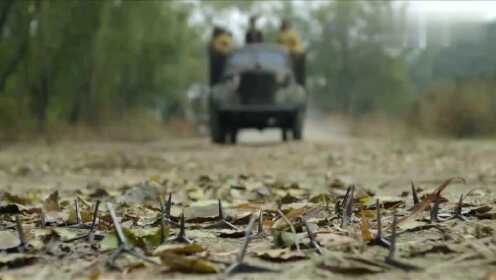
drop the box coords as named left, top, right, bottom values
left=1, top=0, right=495, bottom=139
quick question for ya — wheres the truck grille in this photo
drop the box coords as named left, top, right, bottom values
left=238, top=72, right=276, bottom=105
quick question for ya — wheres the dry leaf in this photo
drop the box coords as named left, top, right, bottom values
left=360, top=217, right=373, bottom=241
left=0, top=254, right=37, bottom=269
left=256, top=248, right=307, bottom=262
left=309, top=193, right=333, bottom=204
left=43, top=191, right=60, bottom=212
left=52, top=228, right=86, bottom=242
left=0, top=204, right=20, bottom=215
left=315, top=233, right=355, bottom=247
left=67, top=208, right=93, bottom=224
left=160, top=253, right=218, bottom=273
left=273, top=207, right=321, bottom=229
left=483, top=272, right=496, bottom=280
left=0, top=231, right=21, bottom=250
left=394, top=177, right=464, bottom=228
left=153, top=243, right=205, bottom=256
left=2, top=192, right=33, bottom=205
left=272, top=231, right=298, bottom=248
left=318, top=253, right=388, bottom=274
left=217, top=229, right=245, bottom=238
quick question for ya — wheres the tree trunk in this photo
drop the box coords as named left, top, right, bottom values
left=68, top=90, right=82, bottom=124
left=0, top=37, right=28, bottom=93
left=336, top=32, right=352, bottom=115
left=32, top=74, right=49, bottom=131
left=86, top=64, right=99, bottom=126
left=0, top=0, right=15, bottom=40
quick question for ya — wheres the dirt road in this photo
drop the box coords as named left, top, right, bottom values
left=1, top=120, right=496, bottom=279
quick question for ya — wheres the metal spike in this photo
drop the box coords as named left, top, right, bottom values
left=376, top=200, right=383, bottom=238
left=341, top=185, right=354, bottom=227
left=75, top=198, right=82, bottom=225
left=105, top=202, right=158, bottom=268
left=303, top=219, right=322, bottom=255
left=225, top=214, right=274, bottom=275
left=430, top=195, right=440, bottom=223
left=257, top=209, right=264, bottom=235
left=339, top=187, right=350, bottom=225
left=178, top=211, right=186, bottom=238
left=218, top=199, right=225, bottom=220
left=322, top=195, right=330, bottom=212
left=165, top=193, right=172, bottom=218
left=238, top=214, right=257, bottom=263
left=385, top=210, right=420, bottom=271
left=205, top=200, right=239, bottom=230
left=343, top=185, right=352, bottom=199
left=107, top=203, right=128, bottom=247
left=40, top=210, right=46, bottom=229
left=387, top=211, right=398, bottom=260
left=345, top=185, right=355, bottom=217
left=88, top=200, right=100, bottom=242
left=178, top=210, right=186, bottom=238
left=159, top=197, right=167, bottom=244
left=64, top=200, right=101, bottom=243
left=339, top=186, right=352, bottom=215
left=277, top=209, right=301, bottom=253
left=15, top=215, right=26, bottom=252
left=454, top=193, right=468, bottom=221
left=157, top=193, right=178, bottom=227
left=68, top=197, right=91, bottom=229
left=411, top=181, right=420, bottom=207
left=169, top=211, right=192, bottom=244
left=369, top=199, right=391, bottom=248
left=334, top=199, right=342, bottom=217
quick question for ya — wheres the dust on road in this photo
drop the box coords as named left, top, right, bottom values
left=239, top=109, right=349, bottom=144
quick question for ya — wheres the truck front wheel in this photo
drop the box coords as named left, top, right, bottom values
left=292, top=110, right=304, bottom=140
left=210, top=109, right=226, bottom=144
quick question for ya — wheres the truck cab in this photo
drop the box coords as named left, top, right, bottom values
left=209, top=44, right=307, bottom=144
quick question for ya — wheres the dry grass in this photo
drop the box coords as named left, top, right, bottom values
left=328, top=80, right=496, bottom=140
left=0, top=111, right=195, bottom=144
left=348, top=112, right=418, bottom=140
left=409, top=81, right=496, bottom=138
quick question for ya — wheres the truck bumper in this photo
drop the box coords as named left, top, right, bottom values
left=217, top=104, right=302, bottom=129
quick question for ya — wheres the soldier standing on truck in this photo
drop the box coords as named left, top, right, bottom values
left=245, top=16, right=263, bottom=44
left=277, top=19, right=305, bottom=86
left=209, top=27, right=233, bottom=86
left=277, top=19, right=303, bottom=54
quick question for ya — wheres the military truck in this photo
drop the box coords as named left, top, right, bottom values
left=209, top=44, right=307, bottom=144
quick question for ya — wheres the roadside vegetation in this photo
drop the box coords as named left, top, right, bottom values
left=1, top=0, right=495, bottom=140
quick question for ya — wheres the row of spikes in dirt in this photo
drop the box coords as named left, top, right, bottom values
left=2, top=177, right=467, bottom=275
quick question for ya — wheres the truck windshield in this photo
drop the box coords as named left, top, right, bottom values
left=227, top=50, right=287, bottom=73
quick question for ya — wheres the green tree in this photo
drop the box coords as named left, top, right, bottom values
left=309, top=1, right=413, bottom=115
left=0, top=0, right=205, bottom=132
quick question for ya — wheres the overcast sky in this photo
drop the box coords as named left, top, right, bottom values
left=193, top=0, right=496, bottom=44
left=410, top=0, right=496, bottom=20
left=290, top=0, right=496, bottom=20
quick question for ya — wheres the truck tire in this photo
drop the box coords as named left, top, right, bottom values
left=210, top=109, right=226, bottom=144
left=228, top=129, right=238, bottom=144
left=282, top=128, right=289, bottom=142
left=292, top=110, right=304, bottom=140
